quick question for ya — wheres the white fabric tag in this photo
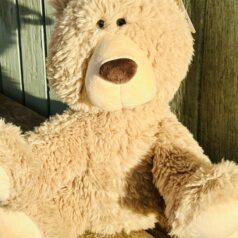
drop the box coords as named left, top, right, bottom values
left=176, top=0, right=196, bottom=33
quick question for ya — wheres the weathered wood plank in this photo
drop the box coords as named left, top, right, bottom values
left=0, top=93, right=44, bottom=131
left=198, top=0, right=238, bottom=162
left=44, top=0, right=67, bottom=115
left=0, top=64, right=3, bottom=92
left=17, top=0, right=49, bottom=116
left=172, top=0, right=207, bottom=138
left=0, top=0, right=23, bottom=102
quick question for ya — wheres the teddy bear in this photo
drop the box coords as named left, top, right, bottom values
left=0, top=0, right=238, bottom=237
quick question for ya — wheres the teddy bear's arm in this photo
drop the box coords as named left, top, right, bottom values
left=153, top=113, right=238, bottom=238
left=152, top=113, right=211, bottom=223
left=0, top=120, right=40, bottom=205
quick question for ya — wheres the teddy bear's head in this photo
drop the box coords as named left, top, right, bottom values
left=47, top=0, right=193, bottom=112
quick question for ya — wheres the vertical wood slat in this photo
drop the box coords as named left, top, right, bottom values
left=44, top=1, right=67, bottom=116
left=198, top=0, right=238, bottom=162
left=0, top=65, right=2, bottom=92
left=18, top=0, right=49, bottom=116
left=0, top=0, right=23, bottom=103
left=172, top=0, right=207, bottom=138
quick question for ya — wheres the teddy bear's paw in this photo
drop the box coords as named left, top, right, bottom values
left=171, top=161, right=238, bottom=238
left=171, top=199, right=238, bottom=238
left=0, top=166, right=10, bottom=202
left=183, top=198, right=238, bottom=238
left=227, top=230, right=238, bottom=238
left=0, top=209, right=42, bottom=238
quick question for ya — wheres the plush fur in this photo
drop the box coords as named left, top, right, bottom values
left=0, top=0, right=238, bottom=238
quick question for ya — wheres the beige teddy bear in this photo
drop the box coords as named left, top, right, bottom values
left=0, top=0, right=238, bottom=238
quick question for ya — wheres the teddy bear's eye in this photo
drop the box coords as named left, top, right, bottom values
left=117, top=18, right=127, bottom=27
left=97, top=19, right=105, bottom=29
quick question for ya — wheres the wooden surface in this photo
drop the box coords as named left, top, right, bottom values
left=172, top=0, right=207, bottom=139
left=0, top=0, right=66, bottom=117
left=0, top=0, right=23, bottom=102
left=0, top=93, right=45, bottom=131
left=198, top=0, right=238, bottom=162
left=172, top=0, right=238, bottom=162
left=0, top=0, right=238, bottom=161
left=18, top=0, right=48, bottom=116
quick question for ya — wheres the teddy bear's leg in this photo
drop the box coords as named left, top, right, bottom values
left=182, top=198, right=238, bottom=238
left=153, top=114, right=238, bottom=238
left=154, top=154, right=238, bottom=238
left=0, top=208, right=43, bottom=238
left=228, top=231, right=238, bottom=238
left=170, top=161, right=238, bottom=238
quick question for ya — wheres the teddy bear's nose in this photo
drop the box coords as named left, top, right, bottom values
left=99, top=58, right=137, bottom=84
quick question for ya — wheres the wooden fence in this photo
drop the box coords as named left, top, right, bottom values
left=0, top=0, right=237, bottom=162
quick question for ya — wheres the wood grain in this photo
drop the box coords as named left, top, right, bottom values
left=0, top=0, right=23, bottom=102
left=44, top=0, right=67, bottom=115
left=171, top=0, right=207, bottom=138
left=198, top=0, right=238, bottom=162
left=18, top=0, right=49, bottom=116
left=0, top=93, right=44, bottom=131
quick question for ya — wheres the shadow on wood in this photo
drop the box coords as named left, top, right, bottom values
left=0, top=0, right=54, bottom=55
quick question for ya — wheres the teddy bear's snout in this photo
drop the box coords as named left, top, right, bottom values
left=99, top=58, right=137, bottom=84
left=85, top=34, right=157, bottom=110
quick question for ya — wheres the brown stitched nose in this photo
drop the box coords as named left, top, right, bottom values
left=99, top=58, right=137, bottom=84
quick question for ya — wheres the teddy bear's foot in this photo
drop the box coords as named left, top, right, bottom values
left=0, top=208, right=43, bottom=238
left=0, top=166, right=10, bottom=202
left=182, top=199, right=238, bottom=238
left=227, top=230, right=238, bottom=238
left=171, top=161, right=238, bottom=238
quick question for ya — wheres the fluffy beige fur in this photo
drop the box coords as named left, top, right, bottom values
left=0, top=0, right=238, bottom=238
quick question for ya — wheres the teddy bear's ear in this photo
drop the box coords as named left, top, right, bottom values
left=49, top=0, right=71, bottom=15
left=175, top=0, right=196, bottom=33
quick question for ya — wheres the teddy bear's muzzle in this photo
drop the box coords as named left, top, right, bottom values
left=99, top=58, right=138, bottom=84
left=85, top=34, right=157, bottom=111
